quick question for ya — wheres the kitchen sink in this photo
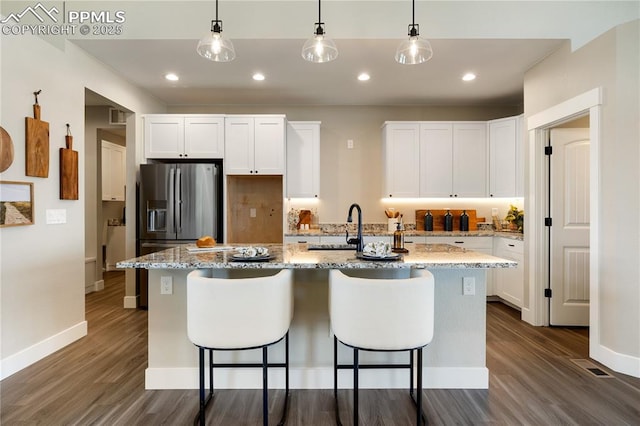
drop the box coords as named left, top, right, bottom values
left=307, top=243, right=356, bottom=251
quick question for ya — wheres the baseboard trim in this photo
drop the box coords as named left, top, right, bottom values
left=123, top=295, right=138, bottom=309
left=0, top=321, right=88, bottom=380
left=145, top=366, right=489, bottom=390
left=593, top=343, right=640, bottom=378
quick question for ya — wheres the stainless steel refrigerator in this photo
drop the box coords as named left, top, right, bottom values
left=137, top=162, right=222, bottom=308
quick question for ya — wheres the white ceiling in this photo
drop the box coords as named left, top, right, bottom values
left=76, top=38, right=564, bottom=106
left=70, top=1, right=638, bottom=107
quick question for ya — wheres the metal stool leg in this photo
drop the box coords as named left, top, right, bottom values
left=263, top=346, right=269, bottom=426
left=199, top=347, right=206, bottom=425
left=277, top=332, right=290, bottom=426
left=353, top=348, right=359, bottom=426
left=417, top=348, right=423, bottom=426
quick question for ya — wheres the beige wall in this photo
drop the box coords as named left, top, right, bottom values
left=170, top=104, right=523, bottom=224
left=524, top=21, right=639, bottom=362
left=0, top=36, right=164, bottom=378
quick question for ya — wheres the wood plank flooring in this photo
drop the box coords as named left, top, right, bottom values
left=1, top=271, right=639, bottom=425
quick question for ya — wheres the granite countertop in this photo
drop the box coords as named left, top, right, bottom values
left=286, top=230, right=524, bottom=241
left=117, top=243, right=516, bottom=270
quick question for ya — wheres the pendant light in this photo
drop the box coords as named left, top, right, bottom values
left=301, top=0, right=338, bottom=63
left=395, top=0, right=433, bottom=65
left=197, top=0, right=235, bottom=62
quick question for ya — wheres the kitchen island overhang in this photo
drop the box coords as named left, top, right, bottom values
left=118, top=243, right=515, bottom=391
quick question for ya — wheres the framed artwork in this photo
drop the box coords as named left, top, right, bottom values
left=0, top=181, right=34, bottom=227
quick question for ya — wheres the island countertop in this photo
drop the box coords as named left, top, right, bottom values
left=117, top=242, right=516, bottom=270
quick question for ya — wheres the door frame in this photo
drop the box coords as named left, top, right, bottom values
left=524, top=88, right=601, bottom=347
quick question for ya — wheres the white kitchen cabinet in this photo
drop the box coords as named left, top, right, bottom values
left=419, top=122, right=487, bottom=198
left=284, top=235, right=321, bottom=244
left=286, top=121, right=320, bottom=198
left=105, top=225, right=126, bottom=271
left=144, top=114, right=224, bottom=159
left=489, top=115, right=524, bottom=197
left=225, top=116, right=285, bottom=175
left=419, top=123, right=453, bottom=197
left=382, top=123, right=420, bottom=197
left=101, top=140, right=126, bottom=201
left=494, top=238, right=524, bottom=308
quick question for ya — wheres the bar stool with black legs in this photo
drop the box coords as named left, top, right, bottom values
left=187, top=269, right=293, bottom=426
left=329, top=269, right=435, bottom=426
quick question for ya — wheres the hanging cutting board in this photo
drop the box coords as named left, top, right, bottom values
left=297, top=209, right=312, bottom=229
left=0, top=126, right=15, bottom=173
left=60, top=130, right=78, bottom=200
left=25, top=102, right=49, bottom=177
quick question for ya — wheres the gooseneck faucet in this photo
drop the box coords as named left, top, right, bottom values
left=346, top=203, right=363, bottom=252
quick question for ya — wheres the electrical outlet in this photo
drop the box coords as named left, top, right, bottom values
left=250, top=208, right=257, bottom=218
left=463, top=277, right=475, bottom=296
left=160, top=276, right=173, bottom=295
left=347, top=139, right=354, bottom=149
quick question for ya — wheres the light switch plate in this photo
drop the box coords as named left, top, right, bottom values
left=160, top=276, right=173, bottom=295
left=46, top=209, right=67, bottom=224
left=463, top=277, right=476, bottom=295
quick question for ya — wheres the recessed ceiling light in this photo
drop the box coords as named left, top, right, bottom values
left=357, top=73, right=370, bottom=81
left=253, top=73, right=265, bottom=81
left=165, top=73, right=179, bottom=81
left=462, top=73, right=476, bottom=82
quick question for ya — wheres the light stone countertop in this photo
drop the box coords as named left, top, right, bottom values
left=117, top=243, right=516, bottom=270
left=286, top=230, right=524, bottom=241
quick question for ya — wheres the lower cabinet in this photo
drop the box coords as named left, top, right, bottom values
left=283, top=236, right=321, bottom=244
left=493, top=238, right=524, bottom=308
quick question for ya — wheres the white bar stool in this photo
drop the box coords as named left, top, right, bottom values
left=329, top=269, right=435, bottom=425
left=187, top=269, right=294, bottom=426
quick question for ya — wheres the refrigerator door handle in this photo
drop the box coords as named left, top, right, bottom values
left=176, top=167, right=182, bottom=233
left=168, top=167, right=176, bottom=234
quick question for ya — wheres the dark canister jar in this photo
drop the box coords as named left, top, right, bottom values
left=460, top=210, right=469, bottom=231
left=444, top=209, right=453, bottom=232
left=424, top=210, right=433, bottom=231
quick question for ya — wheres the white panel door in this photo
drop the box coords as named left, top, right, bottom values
left=550, top=128, right=590, bottom=326
left=225, top=117, right=255, bottom=174
left=420, top=123, right=453, bottom=197
left=453, top=123, right=487, bottom=197
left=254, top=117, right=285, bottom=174
left=184, top=116, right=224, bottom=158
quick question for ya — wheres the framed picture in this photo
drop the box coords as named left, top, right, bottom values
left=0, top=181, right=34, bottom=227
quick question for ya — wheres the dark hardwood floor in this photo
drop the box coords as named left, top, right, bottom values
left=1, top=271, right=639, bottom=425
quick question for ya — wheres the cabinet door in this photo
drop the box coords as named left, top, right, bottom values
left=184, top=116, right=224, bottom=158
left=494, top=238, right=524, bottom=307
left=453, top=123, right=487, bottom=197
left=254, top=117, right=285, bottom=174
left=382, top=123, right=420, bottom=197
left=489, top=117, right=517, bottom=197
left=144, top=115, right=184, bottom=159
left=420, top=123, right=453, bottom=197
left=225, top=117, right=255, bottom=174
left=287, top=122, right=320, bottom=197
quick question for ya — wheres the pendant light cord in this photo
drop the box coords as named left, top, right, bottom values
left=215, top=0, right=219, bottom=20
left=412, top=0, right=415, bottom=26
left=318, top=0, right=322, bottom=23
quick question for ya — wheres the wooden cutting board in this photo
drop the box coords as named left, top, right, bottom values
left=415, top=209, right=478, bottom=231
left=60, top=133, right=78, bottom=200
left=25, top=103, right=49, bottom=177
left=0, top=126, right=15, bottom=173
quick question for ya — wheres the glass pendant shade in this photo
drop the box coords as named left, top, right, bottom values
left=395, top=35, right=433, bottom=65
left=197, top=26, right=235, bottom=62
left=302, top=26, right=338, bottom=63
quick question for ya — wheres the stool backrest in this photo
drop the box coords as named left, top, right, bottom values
left=187, top=269, right=293, bottom=349
left=329, top=269, right=435, bottom=351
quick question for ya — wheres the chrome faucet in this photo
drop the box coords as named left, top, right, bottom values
left=346, top=203, right=363, bottom=252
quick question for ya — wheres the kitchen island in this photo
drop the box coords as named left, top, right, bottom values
left=118, top=243, right=515, bottom=390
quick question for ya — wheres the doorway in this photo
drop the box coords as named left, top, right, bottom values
left=547, top=122, right=590, bottom=326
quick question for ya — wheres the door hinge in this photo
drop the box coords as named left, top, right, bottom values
left=544, top=288, right=552, bottom=298
left=545, top=217, right=552, bottom=227
left=545, top=146, right=553, bottom=155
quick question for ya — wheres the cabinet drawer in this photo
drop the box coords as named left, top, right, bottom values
left=426, top=236, right=493, bottom=250
left=494, top=238, right=524, bottom=254
left=284, top=236, right=321, bottom=244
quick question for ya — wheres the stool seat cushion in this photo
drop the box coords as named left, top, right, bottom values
left=329, top=269, right=434, bottom=351
left=187, top=269, right=293, bottom=349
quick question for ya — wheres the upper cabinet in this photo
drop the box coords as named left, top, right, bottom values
left=488, top=115, right=524, bottom=197
left=451, top=123, right=488, bottom=197
left=287, top=121, right=320, bottom=198
left=225, top=116, right=285, bottom=175
left=101, top=140, right=126, bottom=201
left=144, top=114, right=224, bottom=159
left=419, top=123, right=453, bottom=197
left=382, top=123, right=420, bottom=197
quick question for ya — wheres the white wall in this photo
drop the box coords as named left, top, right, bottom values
left=524, top=20, right=639, bottom=374
left=0, top=35, right=164, bottom=379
